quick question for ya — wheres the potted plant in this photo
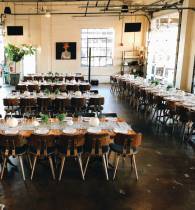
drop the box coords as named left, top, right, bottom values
left=5, top=43, right=36, bottom=72
left=4, top=44, right=36, bottom=85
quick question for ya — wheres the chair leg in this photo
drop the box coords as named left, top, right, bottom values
left=113, top=155, right=120, bottom=180
left=58, top=156, right=66, bottom=181
left=1, top=157, right=7, bottom=180
left=132, top=154, right=138, bottom=181
left=27, top=154, right=32, bottom=169
left=78, top=155, right=85, bottom=180
left=18, top=155, right=25, bottom=181
left=103, top=154, right=109, bottom=180
left=84, top=156, right=90, bottom=176
left=31, top=156, right=37, bottom=180
left=48, top=156, right=56, bottom=180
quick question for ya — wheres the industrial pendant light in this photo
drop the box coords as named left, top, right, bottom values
left=121, top=5, right=128, bottom=13
left=4, top=6, right=11, bottom=14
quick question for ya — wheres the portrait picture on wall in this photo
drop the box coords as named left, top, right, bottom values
left=56, top=42, right=76, bottom=60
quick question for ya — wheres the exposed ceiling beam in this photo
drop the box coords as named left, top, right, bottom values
left=84, top=0, right=90, bottom=16
left=105, top=0, right=111, bottom=11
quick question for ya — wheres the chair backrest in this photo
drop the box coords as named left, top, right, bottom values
left=176, top=105, right=190, bottom=122
left=44, top=76, right=53, bottom=82
left=85, top=133, right=110, bottom=155
left=57, top=133, right=85, bottom=156
left=16, top=85, right=27, bottom=93
left=23, top=76, right=33, bottom=82
left=75, top=76, right=84, bottom=82
left=28, top=85, right=40, bottom=92
left=53, top=84, right=66, bottom=92
left=34, top=76, right=43, bottom=82
left=4, top=98, right=20, bottom=107
left=113, top=133, right=134, bottom=155
left=30, top=134, right=55, bottom=155
left=40, top=85, right=53, bottom=92
left=65, top=76, right=74, bottom=81
left=66, top=85, right=79, bottom=92
left=0, top=133, right=24, bottom=155
left=53, top=98, right=71, bottom=113
left=20, top=98, right=37, bottom=115
left=37, top=97, right=52, bottom=113
left=88, top=97, right=104, bottom=106
left=79, top=84, right=91, bottom=92
left=54, top=76, right=64, bottom=81
left=71, top=97, right=86, bottom=108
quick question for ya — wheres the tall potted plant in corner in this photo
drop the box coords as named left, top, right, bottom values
left=5, top=44, right=36, bottom=85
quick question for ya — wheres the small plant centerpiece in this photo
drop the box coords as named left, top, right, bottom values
left=55, top=88, right=60, bottom=95
left=151, top=79, right=160, bottom=86
left=166, top=84, right=173, bottom=91
left=57, top=113, right=66, bottom=122
left=44, top=88, right=50, bottom=96
left=40, top=113, right=49, bottom=124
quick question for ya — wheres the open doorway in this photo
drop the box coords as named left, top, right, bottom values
left=23, top=54, right=36, bottom=76
left=147, top=13, right=179, bottom=85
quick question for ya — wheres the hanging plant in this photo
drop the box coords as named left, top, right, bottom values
left=5, top=43, right=36, bottom=63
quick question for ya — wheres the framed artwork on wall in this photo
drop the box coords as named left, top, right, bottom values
left=56, top=42, right=76, bottom=60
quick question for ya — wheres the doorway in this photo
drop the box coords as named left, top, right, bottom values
left=147, top=13, right=179, bottom=85
left=23, top=54, right=36, bottom=76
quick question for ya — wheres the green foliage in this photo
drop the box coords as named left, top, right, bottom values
left=40, top=113, right=49, bottom=123
left=57, top=113, right=66, bottom=122
left=5, top=43, right=36, bottom=63
left=54, top=88, right=60, bottom=95
left=167, top=84, right=173, bottom=91
left=151, top=79, right=160, bottom=86
left=44, top=88, right=50, bottom=95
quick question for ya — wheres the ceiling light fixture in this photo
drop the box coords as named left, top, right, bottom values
left=45, top=12, right=51, bottom=18
left=4, top=6, right=11, bottom=15
left=121, top=5, right=129, bottom=13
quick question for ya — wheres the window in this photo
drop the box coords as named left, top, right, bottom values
left=81, top=29, right=114, bottom=67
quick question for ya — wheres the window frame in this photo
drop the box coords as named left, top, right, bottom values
left=81, top=29, right=114, bottom=67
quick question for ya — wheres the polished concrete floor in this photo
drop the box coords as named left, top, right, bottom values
left=1, top=84, right=195, bottom=210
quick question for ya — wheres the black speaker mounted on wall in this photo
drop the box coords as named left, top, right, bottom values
left=124, top=23, right=142, bottom=32
left=7, top=26, right=23, bottom=36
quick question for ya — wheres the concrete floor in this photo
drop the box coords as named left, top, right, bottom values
left=0, top=84, right=195, bottom=210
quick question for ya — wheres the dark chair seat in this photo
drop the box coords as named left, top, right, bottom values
left=85, top=145, right=109, bottom=154
left=57, top=145, right=83, bottom=155
left=1, top=145, right=26, bottom=155
left=28, top=146, right=55, bottom=156
left=109, top=143, right=137, bottom=155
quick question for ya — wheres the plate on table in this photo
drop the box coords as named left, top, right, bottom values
left=182, top=102, right=195, bottom=107
left=34, top=129, right=49, bottom=135
left=83, top=117, right=90, bottom=122
left=105, top=117, right=117, bottom=122
left=87, top=127, right=102, bottom=134
left=62, top=128, right=76, bottom=134
left=113, top=128, right=129, bottom=134
left=4, top=129, right=19, bottom=135
left=63, top=117, right=73, bottom=121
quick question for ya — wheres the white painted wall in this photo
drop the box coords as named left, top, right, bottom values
left=0, top=4, right=149, bottom=83
left=176, top=0, right=195, bottom=91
